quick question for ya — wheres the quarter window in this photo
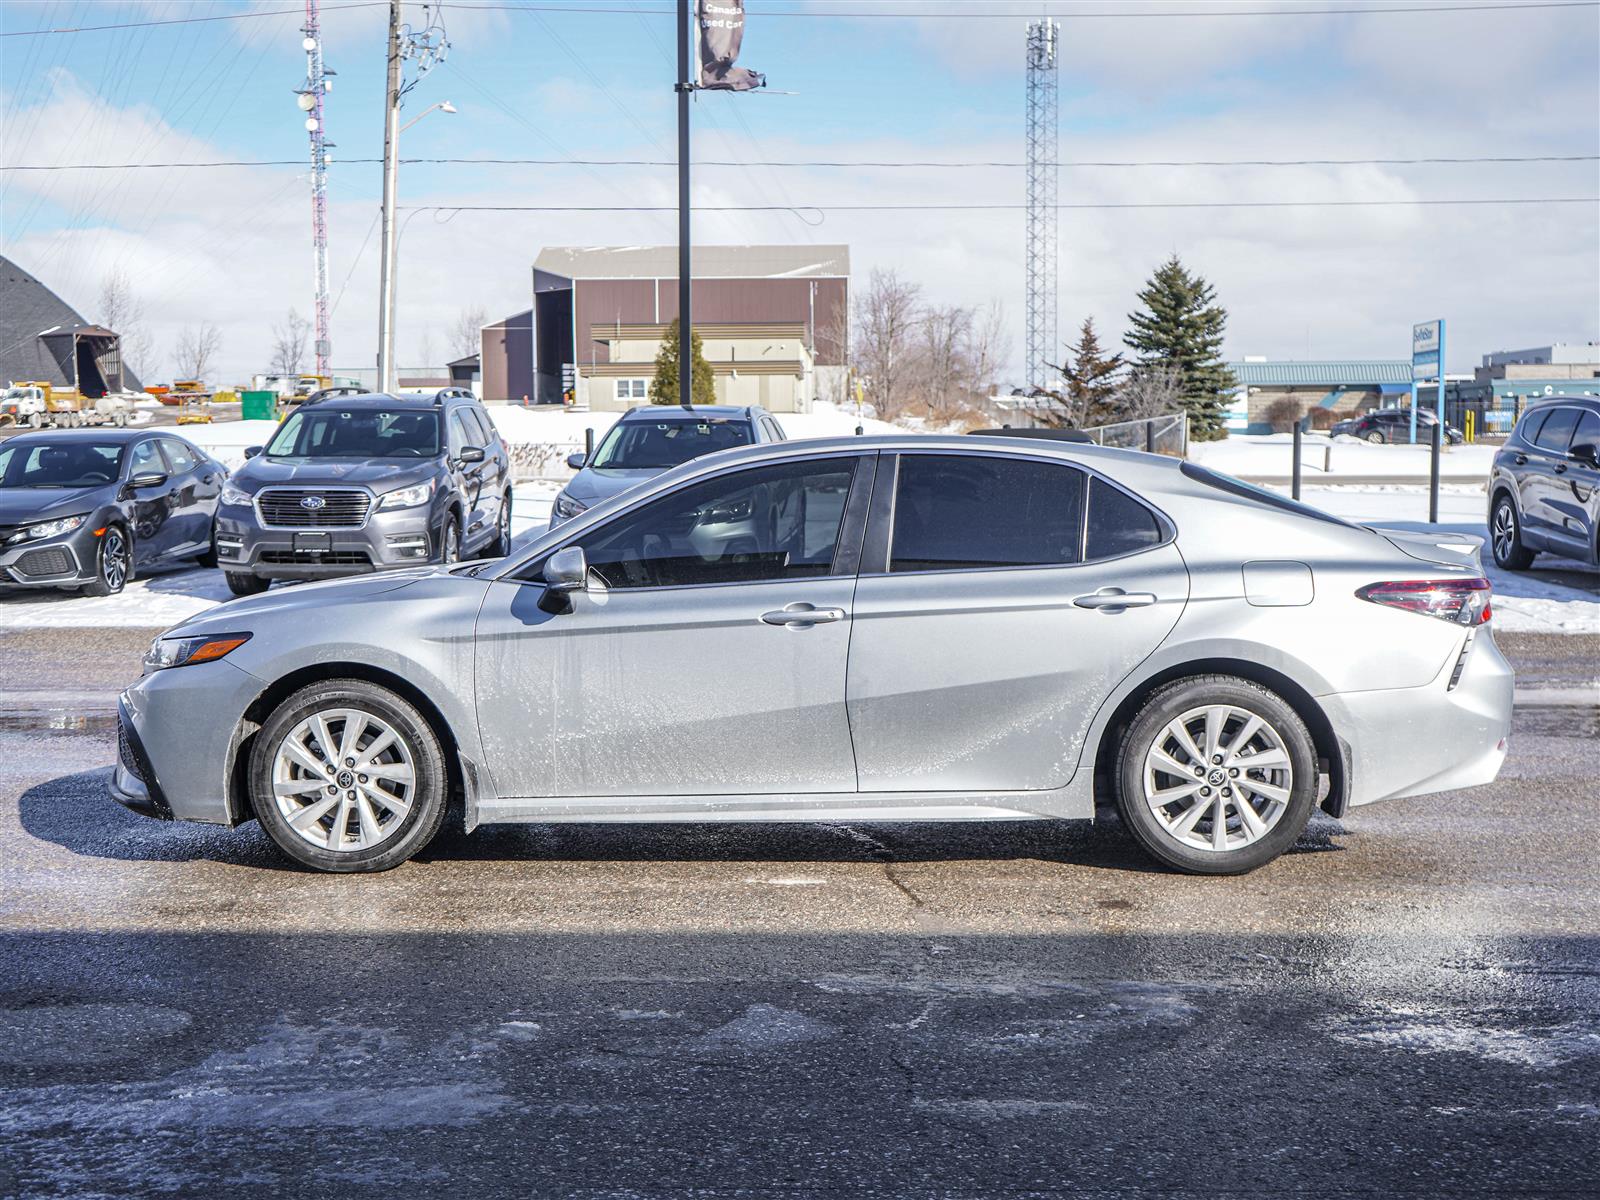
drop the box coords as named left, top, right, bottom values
left=889, top=454, right=1084, bottom=573
left=1086, top=477, right=1164, bottom=560
left=564, top=456, right=858, bottom=589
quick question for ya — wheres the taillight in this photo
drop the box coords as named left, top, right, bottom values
left=1356, top=577, right=1492, bottom=626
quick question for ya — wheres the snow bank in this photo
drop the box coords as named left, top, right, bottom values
left=1191, top=433, right=1496, bottom=481
left=170, top=420, right=281, bottom=470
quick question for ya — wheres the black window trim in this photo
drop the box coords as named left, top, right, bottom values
left=503, top=449, right=878, bottom=595
left=859, top=446, right=1175, bottom=580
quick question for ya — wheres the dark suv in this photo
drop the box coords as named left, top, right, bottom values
left=214, top=389, right=512, bottom=595
left=1333, top=407, right=1465, bottom=445
left=1487, top=396, right=1600, bottom=570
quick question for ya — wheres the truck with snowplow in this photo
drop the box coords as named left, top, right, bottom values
left=0, top=382, right=137, bottom=429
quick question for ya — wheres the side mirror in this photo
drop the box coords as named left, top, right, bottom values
left=543, top=546, right=588, bottom=594
left=243, top=446, right=263, bottom=459
left=1571, top=441, right=1600, bottom=468
left=566, top=452, right=587, bottom=471
left=459, top=445, right=486, bottom=464
left=129, top=471, right=168, bottom=489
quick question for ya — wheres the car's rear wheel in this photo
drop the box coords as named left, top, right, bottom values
left=1114, top=675, right=1317, bottom=875
left=1490, top=494, right=1535, bottom=570
left=485, top=492, right=513, bottom=557
left=81, top=524, right=131, bottom=597
left=249, top=679, right=448, bottom=873
left=1364, top=430, right=1385, bottom=444
left=438, top=516, right=461, bottom=565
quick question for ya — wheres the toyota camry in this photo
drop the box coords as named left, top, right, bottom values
left=112, top=435, right=1513, bottom=875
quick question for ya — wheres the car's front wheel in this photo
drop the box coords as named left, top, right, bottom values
left=1364, top=430, right=1386, bottom=444
left=225, top=571, right=270, bottom=597
left=1490, top=494, right=1535, bottom=570
left=80, top=524, right=131, bottom=597
left=485, top=492, right=513, bottom=557
left=1114, top=675, right=1318, bottom=875
left=437, top=516, right=461, bottom=565
left=249, top=679, right=448, bottom=872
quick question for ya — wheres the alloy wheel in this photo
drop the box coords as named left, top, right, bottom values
left=1142, top=704, right=1294, bottom=853
left=271, top=708, right=416, bottom=852
left=497, top=497, right=511, bottom=552
left=101, top=529, right=129, bottom=592
left=1493, top=502, right=1517, bottom=563
left=441, top=522, right=459, bottom=564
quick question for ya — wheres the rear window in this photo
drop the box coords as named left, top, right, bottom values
left=1180, top=461, right=1354, bottom=527
left=1532, top=407, right=1579, bottom=453
left=1086, top=477, right=1165, bottom=559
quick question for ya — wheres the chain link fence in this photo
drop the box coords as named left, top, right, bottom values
left=1076, top=412, right=1189, bottom=457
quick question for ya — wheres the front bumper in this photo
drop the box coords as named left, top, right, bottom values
left=1321, top=627, right=1515, bottom=808
left=0, top=525, right=97, bottom=588
left=215, top=503, right=435, bottom=579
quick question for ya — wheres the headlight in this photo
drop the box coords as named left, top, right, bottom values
left=10, top=514, right=87, bottom=544
left=552, top=492, right=587, bottom=520
left=219, top=483, right=252, bottom=506
left=377, top=481, right=434, bottom=510
left=143, top=632, right=253, bottom=672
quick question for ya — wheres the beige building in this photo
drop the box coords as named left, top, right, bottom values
left=579, top=321, right=817, bottom=412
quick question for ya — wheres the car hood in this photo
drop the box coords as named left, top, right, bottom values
left=168, top=566, right=447, bottom=636
left=233, top=457, right=438, bottom=492
left=0, top=486, right=110, bottom=527
left=564, top=466, right=663, bottom=505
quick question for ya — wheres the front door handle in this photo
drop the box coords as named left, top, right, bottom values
left=1073, top=587, right=1158, bottom=610
left=1514, top=453, right=1528, bottom=465
left=761, top=602, right=846, bottom=627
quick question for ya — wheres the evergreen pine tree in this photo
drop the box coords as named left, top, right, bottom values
left=649, top=318, right=717, bottom=406
left=1123, top=256, right=1236, bottom=439
left=1044, top=317, right=1124, bottom=427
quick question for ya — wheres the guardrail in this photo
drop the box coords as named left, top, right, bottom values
left=1076, top=412, right=1189, bottom=457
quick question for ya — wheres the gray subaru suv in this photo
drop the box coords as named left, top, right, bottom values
left=214, top=389, right=512, bottom=596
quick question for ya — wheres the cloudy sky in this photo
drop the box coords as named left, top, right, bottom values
left=2, top=0, right=1596, bottom=386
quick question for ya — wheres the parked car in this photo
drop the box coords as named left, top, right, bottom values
left=0, top=429, right=223, bottom=595
left=1333, top=408, right=1464, bottom=445
left=1486, top=396, right=1600, bottom=570
left=549, top=405, right=785, bottom=528
left=113, top=435, right=1512, bottom=876
left=212, top=389, right=512, bottom=597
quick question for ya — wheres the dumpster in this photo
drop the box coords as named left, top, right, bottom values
left=240, top=390, right=277, bottom=421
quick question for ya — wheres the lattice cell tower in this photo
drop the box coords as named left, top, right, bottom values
left=296, top=0, right=335, bottom=375
left=1025, top=18, right=1059, bottom=394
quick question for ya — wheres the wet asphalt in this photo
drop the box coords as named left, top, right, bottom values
left=1, top=627, right=1597, bottom=1199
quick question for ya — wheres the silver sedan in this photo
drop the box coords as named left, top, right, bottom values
left=112, top=435, right=1513, bottom=875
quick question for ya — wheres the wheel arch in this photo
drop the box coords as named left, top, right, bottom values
left=1091, top=656, right=1350, bottom=819
left=225, top=661, right=469, bottom=827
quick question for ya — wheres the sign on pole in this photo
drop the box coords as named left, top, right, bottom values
left=1411, top=319, right=1445, bottom=445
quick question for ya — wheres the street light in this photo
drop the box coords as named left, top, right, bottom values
left=376, top=92, right=457, bottom=392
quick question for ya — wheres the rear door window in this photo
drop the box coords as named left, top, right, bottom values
left=1532, top=408, right=1579, bottom=453
left=1085, top=477, right=1164, bottom=560
left=889, top=454, right=1084, bottom=573
left=447, top=411, right=472, bottom=457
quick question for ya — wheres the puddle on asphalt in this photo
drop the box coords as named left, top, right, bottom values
left=1514, top=705, right=1600, bottom=739
left=0, top=710, right=118, bottom=734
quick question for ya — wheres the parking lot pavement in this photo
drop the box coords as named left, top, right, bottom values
left=1, top=629, right=1597, bottom=1197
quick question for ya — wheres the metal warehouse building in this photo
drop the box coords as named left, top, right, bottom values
left=0, top=255, right=139, bottom=397
left=481, top=245, right=849, bottom=411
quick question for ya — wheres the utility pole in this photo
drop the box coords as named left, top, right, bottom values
left=677, top=0, right=693, bottom=410
left=298, top=0, right=334, bottom=378
left=376, top=0, right=403, bottom=393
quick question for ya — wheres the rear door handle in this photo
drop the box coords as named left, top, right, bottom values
left=1073, top=587, right=1158, bottom=610
left=761, top=602, right=846, bottom=627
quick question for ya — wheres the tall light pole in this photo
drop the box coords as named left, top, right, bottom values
left=677, top=0, right=693, bottom=410
left=376, top=0, right=403, bottom=393
left=1025, top=18, right=1059, bottom=395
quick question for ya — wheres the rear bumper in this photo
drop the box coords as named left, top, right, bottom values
left=1321, top=628, right=1514, bottom=808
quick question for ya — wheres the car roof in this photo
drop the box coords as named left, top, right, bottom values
left=302, top=390, right=469, bottom=409
left=0, top=428, right=156, bottom=446
left=1524, top=395, right=1600, bottom=413
left=617, top=404, right=756, bottom=421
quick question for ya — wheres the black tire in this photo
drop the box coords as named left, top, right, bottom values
left=485, top=492, right=513, bottom=557
left=81, top=523, right=131, bottom=597
left=225, top=571, right=270, bottom=597
left=1114, top=675, right=1318, bottom=876
left=1490, top=493, right=1535, bottom=571
left=248, top=679, right=448, bottom=873
left=195, top=530, right=219, bottom=569
left=437, top=515, right=461, bottom=565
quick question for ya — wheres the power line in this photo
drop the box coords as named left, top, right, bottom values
left=4, top=0, right=1591, bottom=35
left=400, top=197, right=1597, bottom=211
left=6, top=154, right=1595, bottom=171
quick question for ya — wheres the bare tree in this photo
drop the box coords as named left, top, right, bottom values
left=450, top=306, right=487, bottom=360
left=99, top=267, right=155, bottom=383
left=1110, top=364, right=1186, bottom=423
left=965, top=299, right=1009, bottom=403
left=852, top=268, right=922, bottom=421
left=270, top=308, right=310, bottom=376
left=915, top=303, right=973, bottom=424
left=173, top=323, right=222, bottom=383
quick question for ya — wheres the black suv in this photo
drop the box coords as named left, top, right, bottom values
left=213, top=389, right=513, bottom=595
left=1334, top=407, right=1465, bottom=445
left=1487, top=396, right=1600, bottom=569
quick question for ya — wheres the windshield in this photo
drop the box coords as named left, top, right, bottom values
left=0, top=441, right=123, bottom=488
left=265, top=408, right=440, bottom=458
left=589, top=417, right=753, bottom=470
